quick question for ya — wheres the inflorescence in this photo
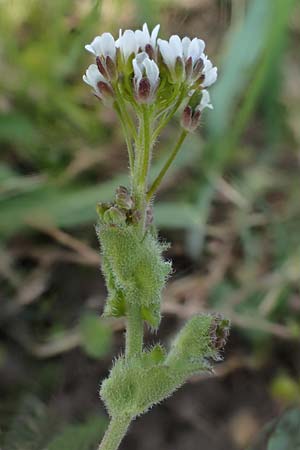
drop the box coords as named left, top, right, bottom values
left=83, top=23, right=217, bottom=132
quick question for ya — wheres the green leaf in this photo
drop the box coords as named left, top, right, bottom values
left=79, top=313, right=112, bottom=359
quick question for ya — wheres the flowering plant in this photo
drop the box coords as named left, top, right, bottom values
left=83, top=23, right=229, bottom=450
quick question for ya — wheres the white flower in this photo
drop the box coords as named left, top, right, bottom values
left=116, top=29, right=138, bottom=62
left=135, top=23, right=160, bottom=51
left=201, top=55, right=218, bottom=88
left=182, top=37, right=205, bottom=64
left=158, top=34, right=217, bottom=87
left=132, top=52, right=159, bottom=103
left=85, top=32, right=116, bottom=60
left=83, top=64, right=113, bottom=101
left=157, top=35, right=183, bottom=70
left=196, top=89, right=213, bottom=111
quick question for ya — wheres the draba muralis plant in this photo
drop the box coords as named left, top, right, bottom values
left=83, top=23, right=230, bottom=450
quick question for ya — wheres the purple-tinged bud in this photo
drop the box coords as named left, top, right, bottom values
left=132, top=52, right=159, bottom=104
left=194, top=74, right=205, bottom=86
left=96, top=56, right=108, bottom=78
left=97, top=81, right=114, bottom=101
left=181, top=89, right=213, bottom=132
left=175, top=56, right=184, bottom=81
left=209, top=313, right=230, bottom=351
left=192, top=58, right=204, bottom=80
left=115, top=186, right=134, bottom=210
left=145, top=43, right=155, bottom=60
left=180, top=105, right=193, bottom=130
left=131, top=209, right=142, bottom=224
left=146, top=205, right=154, bottom=227
left=185, top=56, right=193, bottom=79
left=190, top=109, right=201, bottom=130
left=105, top=55, right=117, bottom=81
left=137, top=77, right=151, bottom=103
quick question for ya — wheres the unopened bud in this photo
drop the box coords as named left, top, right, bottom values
left=146, top=205, right=154, bottom=227
left=96, top=56, right=108, bottom=78
left=180, top=89, right=212, bottom=132
left=166, top=313, right=230, bottom=373
left=97, top=81, right=114, bottom=101
left=181, top=105, right=201, bottom=132
left=180, top=106, right=193, bottom=130
left=137, top=77, right=151, bottom=103
left=192, top=58, right=204, bottom=81
left=105, top=55, right=117, bottom=81
left=103, top=206, right=126, bottom=225
left=131, top=209, right=142, bottom=224
left=115, top=186, right=134, bottom=210
left=145, top=44, right=155, bottom=60
left=209, top=313, right=230, bottom=351
left=185, top=56, right=193, bottom=80
left=175, top=56, right=184, bottom=82
left=96, top=202, right=112, bottom=219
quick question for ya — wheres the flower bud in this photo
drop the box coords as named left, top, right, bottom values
left=137, top=77, right=151, bottom=103
left=209, top=313, right=230, bottom=351
left=96, top=56, right=108, bottom=78
left=97, top=81, right=114, bottom=102
left=185, top=56, right=193, bottom=79
left=115, top=186, right=134, bottom=210
left=191, top=57, right=204, bottom=81
left=145, top=43, right=155, bottom=60
left=180, top=105, right=193, bottom=130
left=166, top=313, right=230, bottom=375
left=133, top=52, right=159, bottom=104
left=105, top=55, right=117, bottom=81
left=145, top=205, right=154, bottom=227
left=181, top=89, right=213, bottom=132
left=83, top=64, right=114, bottom=104
left=96, top=202, right=112, bottom=219
left=103, top=206, right=126, bottom=225
left=174, top=56, right=184, bottom=82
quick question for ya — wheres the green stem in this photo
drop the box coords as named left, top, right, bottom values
left=152, top=88, right=186, bottom=141
left=125, top=303, right=144, bottom=359
left=98, top=415, right=131, bottom=450
left=114, top=85, right=137, bottom=141
left=114, top=103, right=134, bottom=175
left=139, top=106, right=151, bottom=187
left=147, top=130, right=188, bottom=201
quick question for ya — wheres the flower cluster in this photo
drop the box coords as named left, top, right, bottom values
left=83, top=23, right=217, bottom=130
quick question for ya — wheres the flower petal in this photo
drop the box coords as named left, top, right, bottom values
left=85, top=36, right=102, bottom=56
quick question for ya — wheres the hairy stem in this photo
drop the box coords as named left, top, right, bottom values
left=132, top=106, right=152, bottom=230
left=139, top=106, right=152, bottom=188
left=125, top=303, right=144, bottom=359
left=98, top=415, right=131, bottom=450
left=147, top=130, right=188, bottom=200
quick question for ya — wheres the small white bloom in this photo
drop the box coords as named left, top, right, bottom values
left=182, top=37, right=205, bottom=64
left=135, top=23, right=160, bottom=51
left=83, top=64, right=113, bottom=101
left=116, top=29, right=138, bottom=62
left=83, top=64, right=104, bottom=91
left=201, top=56, right=218, bottom=88
left=85, top=32, right=116, bottom=60
left=196, top=89, right=213, bottom=111
left=158, top=35, right=183, bottom=70
left=132, top=52, right=159, bottom=102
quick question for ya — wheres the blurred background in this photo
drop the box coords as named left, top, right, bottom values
left=1, top=0, right=300, bottom=449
